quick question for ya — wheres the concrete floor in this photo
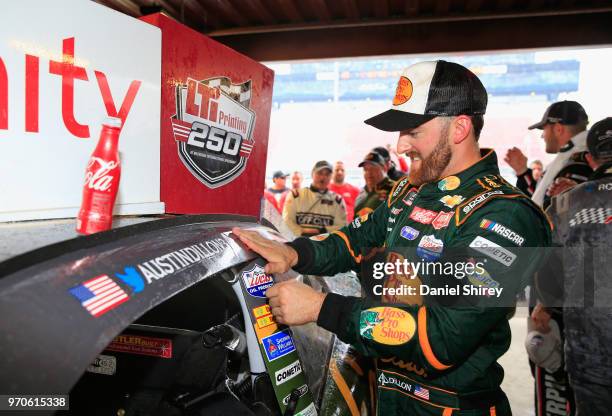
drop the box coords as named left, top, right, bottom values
left=499, top=306, right=535, bottom=416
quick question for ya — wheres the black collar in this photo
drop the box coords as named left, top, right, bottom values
left=589, top=161, right=612, bottom=180
left=310, top=185, right=328, bottom=194
left=559, top=140, right=575, bottom=153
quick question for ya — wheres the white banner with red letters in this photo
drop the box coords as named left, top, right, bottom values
left=0, top=0, right=162, bottom=221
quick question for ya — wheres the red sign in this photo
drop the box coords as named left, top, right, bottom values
left=107, top=334, right=172, bottom=358
left=140, top=14, right=273, bottom=216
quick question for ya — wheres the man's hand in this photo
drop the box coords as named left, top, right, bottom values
left=266, top=280, right=326, bottom=325
left=546, top=177, right=577, bottom=197
left=531, top=303, right=552, bottom=333
left=232, top=228, right=299, bottom=274
left=504, top=147, right=528, bottom=175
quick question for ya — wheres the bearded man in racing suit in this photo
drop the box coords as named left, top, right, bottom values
left=235, top=61, right=551, bottom=415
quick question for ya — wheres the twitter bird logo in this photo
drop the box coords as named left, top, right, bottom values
left=115, top=267, right=145, bottom=293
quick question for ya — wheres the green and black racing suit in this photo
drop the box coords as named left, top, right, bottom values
left=289, top=150, right=552, bottom=416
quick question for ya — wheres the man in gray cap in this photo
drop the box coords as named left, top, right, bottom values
left=505, top=100, right=589, bottom=208
left=537, top=117, right=612, bottom=414
left=354, top=151, right=395, bottom=218
left=282, top=160, right=347, bottom=237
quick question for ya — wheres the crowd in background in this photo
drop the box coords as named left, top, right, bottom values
left=263, top=99, right=611, bottom=415
left=264, top=145, right=408, bottom=236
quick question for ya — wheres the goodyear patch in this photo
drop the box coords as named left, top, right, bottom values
left=359, top=307, right=416, bottom=346
left=242, top=264, right=274, bottom=298
left=262, top=329, right=296, bottom=362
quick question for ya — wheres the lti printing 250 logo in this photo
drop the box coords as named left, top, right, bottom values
left=171, top=77, right=256, bottom=188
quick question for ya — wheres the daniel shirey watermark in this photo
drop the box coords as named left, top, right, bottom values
left=368, top=258, right=503, bottom=298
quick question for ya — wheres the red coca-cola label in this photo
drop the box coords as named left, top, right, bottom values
left=77, top=124, right=121, bottom=234
left=84, top=157, right=119, bottom=192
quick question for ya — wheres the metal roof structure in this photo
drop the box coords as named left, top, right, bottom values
left=95, top=0, right=612, bottom=60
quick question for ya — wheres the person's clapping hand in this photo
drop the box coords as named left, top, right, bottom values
left=504, top=147, right=528, bottom=175
left=531, top=303, right=552, bottom=333
left=547, top=177, right=577, bottom=197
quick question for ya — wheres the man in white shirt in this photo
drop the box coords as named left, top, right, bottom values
left=282, top=161, right=347, bottom=237
left=505, top=100, right=589, bottom=208
left=507, top=100, right=589, bottom=416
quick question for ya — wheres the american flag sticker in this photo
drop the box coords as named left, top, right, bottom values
left=414, top=385, right=430, bottom=400
left=69, top=275, right=129, bottom=317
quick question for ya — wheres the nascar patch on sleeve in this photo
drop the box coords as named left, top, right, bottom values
left=479, top=219, right=525, bottom=246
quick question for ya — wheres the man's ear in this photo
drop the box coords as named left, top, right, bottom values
left=585, top=152, right=598, bottom=170
left=452, top=115, right=472, bottom=144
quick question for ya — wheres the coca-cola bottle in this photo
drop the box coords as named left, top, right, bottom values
left=76, top=117, right=122, bottom=234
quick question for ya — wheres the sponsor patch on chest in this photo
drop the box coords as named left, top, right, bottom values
left=461, top=190, right=504, bottom=215
left=359, top=307, right=416, bottom=345
left=432, top=211, right=453, bottom=230
left=409, top=206, right=438, bottom=224
left=416, top=235, right=444, bottom=261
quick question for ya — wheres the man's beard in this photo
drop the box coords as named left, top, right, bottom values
left=545, top=134, right=558, bottom=154
left=408, top=127, right=452, bottom=186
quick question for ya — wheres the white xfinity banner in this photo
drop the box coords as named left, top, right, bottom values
left=0, top=0, right=162, bottom=221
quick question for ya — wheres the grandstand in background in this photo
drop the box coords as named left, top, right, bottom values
left=270, top=54, right=580, bottom=105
